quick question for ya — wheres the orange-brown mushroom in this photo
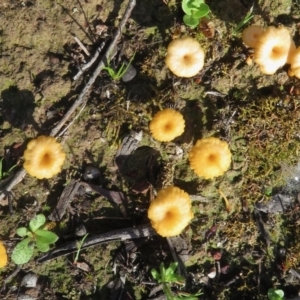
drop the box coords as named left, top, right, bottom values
left=23, top=136, right=66, bottom=179
left=188, top=137, right=232, bottom=179
left=148, top=186, right=194, bottom=237
left=149, top=109, right=185, bottom=142
left=242, top=25, right=264, bottom=48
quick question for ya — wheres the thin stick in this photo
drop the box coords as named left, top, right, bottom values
left=50, top=0, right=136, bottom=137
left=73, top=41, right=106, bottom=81
left=73, top=34, right=90, bottom=56
left=0, top=169, right=26, bottom=202
left=37, top=223, right=155, bottom=263
left=0, top=0, right=136, bottom=202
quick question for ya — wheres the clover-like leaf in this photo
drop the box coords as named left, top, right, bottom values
left=182, top=0, right=204, bottom=15
left=191, top=3, right=210, bottom=18
left=29, top=214, right=46, bottom=232
left=36, top=240, right=50, bottom=252
left=11, top=238, right=34, bottom=265
left=16, top=227, right=28, bottom=237
left=35, top=229, right=58, bottom=244
left=183, top=14, right=199, bottom=28
left=268, top=289, right=284, bottom=300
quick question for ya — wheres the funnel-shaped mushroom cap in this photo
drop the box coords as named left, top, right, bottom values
left=0, top=241, right=7, bottom=268
left=165, top=36, right=205, bottom=78
left=242, top=25, right=264, bottom=48
left=254, top=26, right=295, bottom=75
left=148, top=186, right=194, bottom=237
left=188, top=137, right=232, bottom=179
left=288, top=46, right=300, bottom=78
left=24, top=136, right=66, bottom=179
left=149, top=109, right=185, bottom=142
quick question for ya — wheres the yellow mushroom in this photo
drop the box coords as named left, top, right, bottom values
left=23, top=136, right=66, bottom=179
left=188, top=137, right=232, bottom=179
left=149, top=109, right=185, bottom=142
left=0, top=241, right=7, bottom=268
left=148, top=186, right=194, bottom=237
left=288, top=46, right=300, bottom=78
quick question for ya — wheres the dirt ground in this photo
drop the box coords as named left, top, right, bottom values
left=2, top=0, right=300, bottom=299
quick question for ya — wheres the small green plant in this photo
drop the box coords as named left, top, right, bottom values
left=182, top=0, right=210, bottom=28
left=0, top=157, right=17, bottom=180
left=103, top=53, right=135, bottom=80
left=151, top=262, right=202, bottom=300
left=73, top=233, right=88, bottom=264
left=11, top=214, right=59, bottom=264
left=268, top=288, right=284, bottom=300
left=232, top=5, right=254, bottom=35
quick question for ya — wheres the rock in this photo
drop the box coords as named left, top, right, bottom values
left=21, top=272, right=38, bottom=288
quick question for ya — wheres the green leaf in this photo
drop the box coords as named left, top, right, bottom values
left=29, top=214, right=46, bottom=232
left=183, top=14, right=199, bottom=28
left=268, top=289, right=284, bottom=300
left=151, top=268, right=162, bottom=282
left=11, top=238, right=34, bottom=265
left=191, top=4, right=210, bottom=18
left=16, top=227, right=28, bottom=237
left=167, top=262, right=178, bottom=275
left=36, top=240, right=50, bottom=252
left=35, top=230, right=58, bottom=244
left=182, top=0, right=205, bottom=15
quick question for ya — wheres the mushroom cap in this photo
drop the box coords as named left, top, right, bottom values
left=165, top=36, right=205, bottom=78
left=0, top=241, right=7, bottom=268
left=242, top=25, right=264, bottom=48
left=288, top=66, right=300, bottom=78
left=188, top=137, right=232, bottom=179
left=23, top=135, right=66, bottom=179
left=149, top=109, right=185, bottom=142
left=288, top=46, right=300, bottom=77
left=254, top=26, right=295, bottom=75
left=148, top=186, right=194, bottom=237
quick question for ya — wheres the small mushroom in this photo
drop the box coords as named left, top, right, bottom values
left=242, top=25, right=264, bottom=48
left=165, top=36, right=205, bottom=78
left=253, top=26, right=295, bottom=75
left=149, top=109, right=185, bottom=142
left=288, top=46, right=300, bottom=78
left=147, top=186, right=194, bottom=237
left=0, top=241, right=7, bottom=268
left=188, top=137, right=232, bottom=179
left=23, top=136, right=66, bottom=179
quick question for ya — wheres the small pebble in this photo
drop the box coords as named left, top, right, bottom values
left=75, top=224, right=87, bottom=237
left=83, top=166, right=100, bottom=180
left=21, top=272, right=38, bottom=288
left=121, top=60, right=137, bottom=82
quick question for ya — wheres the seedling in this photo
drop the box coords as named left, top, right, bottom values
left=11, top=214, right=58, bottom=265
left=268, top=288, right=284, bottom=300
left=151, top=262, right=202, bottom=300
left=103, top=53, right=135, bottom=81
left=182, top=0, right=210, bottom=28
left=0, top=157, right=17, bottom=180
left=73, top=233, right=88, bottom=264
left=232, top=5, right=254, bottom=35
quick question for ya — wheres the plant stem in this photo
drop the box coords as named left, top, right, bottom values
left=74, top=233, right=89, bottom=264
left=162, top=283, right=175, bottom=300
